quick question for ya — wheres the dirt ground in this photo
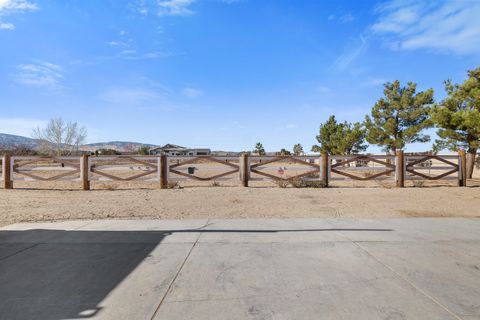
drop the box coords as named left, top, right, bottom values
left=1, top=184, right=480, bottom=227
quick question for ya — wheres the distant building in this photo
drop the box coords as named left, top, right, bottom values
left=149, top=144, right=211, bottom=156
left=210, top=151, right=241, bottom=157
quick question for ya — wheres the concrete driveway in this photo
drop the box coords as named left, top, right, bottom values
left=1, top=218, right=479, bottom=320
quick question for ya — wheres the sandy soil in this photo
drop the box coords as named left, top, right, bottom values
left=1, top=185, right=480, bottom=227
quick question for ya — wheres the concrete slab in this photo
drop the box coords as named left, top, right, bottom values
left=154, top=242, right=458, bottom=319
left=360, top=241, right=480, bottom=318
left=0, top=218, right=479, bottom=320
left=156, top=278, right=458, bottom=320
left=0, top=240, right=193, bottom=319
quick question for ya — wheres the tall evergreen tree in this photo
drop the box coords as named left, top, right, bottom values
left=364, top=81, right=434, bottom=154
left=277, top=148, right=291, bottom=156
left=254, top=142, right=265, bottom=155
left=293, top=143, right=304, bottom=156
left=312, top=116, right=367, bottom=155
left=431, top=66, right=480, bottom=178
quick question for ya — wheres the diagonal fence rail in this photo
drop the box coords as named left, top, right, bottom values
left=329, top=154, right=396, bottom=181
left=1, top=151, right=468, bottom=190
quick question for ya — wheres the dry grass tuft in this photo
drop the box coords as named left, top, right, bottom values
left=275, top=179, right=289, bottom=188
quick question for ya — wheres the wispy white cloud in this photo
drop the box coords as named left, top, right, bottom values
left=0, top=21, right=13, bottom=29
left=130, top=0, right=196, bottom=17
left=372, top=0, right=480, bottom=55
left=332, top=0, right=480, bottom=73
left=100, top=87, right=167, bottom=106
left=182, top=87, right=204, bottom=98
left=315, top=85, right=331, bottom=93
left=332, top=35, right=369, bottom=71
left=220, top=0, right=245, bottom=4
left=285, top=124, right=297, bottom=129
left=98, top=49, right=172, bottom=61
left=0, top=0, right=37, bottom=11
left=0, top=117, right=46, bottom=137
left=11, top=61, right=63, bottom=89
left=0, top=0, right=37, bottom=30
left=157, top=0, right=195, bottom=16
left=105, top=41, right=128, bottom=47
left=327, top=13, right=356, bottom=24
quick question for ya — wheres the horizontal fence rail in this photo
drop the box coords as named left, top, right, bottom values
left=1, top=152, right=468, bottom=190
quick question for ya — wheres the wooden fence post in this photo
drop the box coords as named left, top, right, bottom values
left=160, top=155, right=168, bottom=189
left=321, top=152, right=329, bottom=187
left=458, top=150, right=467, bottom=187
left=241, top=153, right=249, bottom=187
left=3, top=154, right=13, bottom=189
left=395, top=150, right=404, bottom=187
left=81, top=154, right=90, bottom=190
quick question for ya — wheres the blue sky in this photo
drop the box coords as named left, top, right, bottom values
left=0, top=0, right=479, bottom=152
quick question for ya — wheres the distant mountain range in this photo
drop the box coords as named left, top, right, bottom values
left=0, top=133, right=38, bottom=148
left=0, top=133, right=156, bottom=152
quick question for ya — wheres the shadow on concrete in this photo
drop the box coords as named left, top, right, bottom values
left=0, top=227, right=392, bottom=319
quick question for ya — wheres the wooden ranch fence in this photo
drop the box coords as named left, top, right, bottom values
left=1, top=152, right=468, bottom=190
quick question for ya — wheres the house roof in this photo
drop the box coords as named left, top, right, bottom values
left=150, top=144, right=186, bottom=151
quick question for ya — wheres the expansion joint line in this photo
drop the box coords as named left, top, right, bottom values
left=150, top=219, right=210, bottom=320
left=330, top=222, right=464, bottom=320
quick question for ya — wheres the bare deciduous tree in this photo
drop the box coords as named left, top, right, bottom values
left=32, top=118, right=87, bottom=156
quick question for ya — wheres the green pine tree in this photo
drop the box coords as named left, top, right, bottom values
left=431, top=66, right=480, bottom=178
left=312, top=115, right=367, bottom=155
left=365, top=80, right=434, bottom=154
left=254, top=142, right=265, bottom=155
left=277, top=148, right=291, bottom=156
left=293, top=143, right=304, bottom=156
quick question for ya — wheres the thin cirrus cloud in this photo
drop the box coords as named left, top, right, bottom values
left=332, top=0, right=480, bottom=72
left=0, top=21, right=14, bottom=29
left=131, top=0, right=239, bottom=17
left=0, top=0, right=38, bottom=30
left=131, top=0, right=196, bottom=17
left=371, top=0, right=480, bottom=55
left=333, top=35, right=368, bottom=71
left=100, top=87, right=167, bottom=106
left=11, top=61, right=64, bottom=89
left=182, top=87, right=204, bottom=98
left=327, top=13, right=355, bottom=24
left=157, top=0, right=195, bottom=16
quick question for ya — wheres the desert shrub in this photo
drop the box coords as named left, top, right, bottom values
left=0, top=145, right=38, bottom=156
left=167, top=181, right=182, bottom=189
left=275, top=179, right=289, bottom=188
left=412, top=180, right=425, bottom=188
left=95, top=149, right=121, bottom=155
left=303, top=180, right=328, bottom=188
left=211, top=181, right=220, bottom=187
left=290, top=177, right=307, bottom=188
left=291, top=177, right=327, bottom=188
left=137, top=146, right=150, bottom=155
left=102, top=183, right=116, bottom=191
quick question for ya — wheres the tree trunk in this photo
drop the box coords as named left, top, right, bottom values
left=466, top=148, right=477, bottom=179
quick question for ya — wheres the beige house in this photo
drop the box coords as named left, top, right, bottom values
left=149, top=144, right=211, bottom=156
